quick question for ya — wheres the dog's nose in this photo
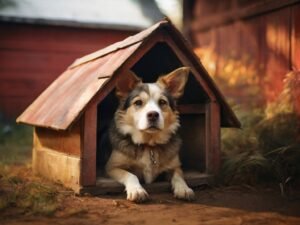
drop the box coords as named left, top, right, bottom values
left=147, top=111, right=159, bottom=122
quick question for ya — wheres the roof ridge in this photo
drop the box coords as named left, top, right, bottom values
left=69, top=20, right=168, bottom=69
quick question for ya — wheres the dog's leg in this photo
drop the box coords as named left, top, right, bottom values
left=171, top=167, right=195, bottom=201
left=107, top=168, right=149, bottom=202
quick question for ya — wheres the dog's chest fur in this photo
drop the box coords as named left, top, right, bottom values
left=136, top=147, right=159, bottom=183
left=109, top=122, right=182, bottom=183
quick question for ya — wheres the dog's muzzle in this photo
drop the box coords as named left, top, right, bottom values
left=147, top=111, right=160, bottom=129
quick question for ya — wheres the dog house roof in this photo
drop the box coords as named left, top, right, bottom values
left=17, top=19, right=241, bottom=130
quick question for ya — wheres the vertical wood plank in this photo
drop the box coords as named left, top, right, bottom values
left=205, top=101, right=221, bottom=174
left=32, top=128, right=39, bottom=174
left=81, top=103, right=97, bottom=186
left=291, top=4, right=300, bottom=70
left=261, top=7, right=291, bottom=102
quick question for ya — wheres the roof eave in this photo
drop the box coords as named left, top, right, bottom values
left=0, top=15, right=147, bottom=31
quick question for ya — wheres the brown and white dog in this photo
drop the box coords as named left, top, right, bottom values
left=105, top=67, right=194, bottom=202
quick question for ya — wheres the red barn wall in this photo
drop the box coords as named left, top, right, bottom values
left=186, top=0, right=300, bottom=107
left=0, top=22, right=135, bottom=118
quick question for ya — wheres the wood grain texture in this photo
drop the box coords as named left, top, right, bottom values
left=261, top=7, right=291, bottom=102
left=178, top=104, right=206, bottom=114
left=34, top=122, right=81, bottom=156
left=81, top=104, right=97, bottom=186
left=179, top=114, right=206, bottom=171
left=189, top=2, right=299, bottom=106
left=80, top=172, right=213, bottom=195
left=190, top=0, right=300, bottom=31
left=205, top=102, right=221, bottom=174
left=0, top=22, right=134, bottom=53
left=0, top=22, right=135, bottom=118
left=33, top=146, right=81, bottom=191
left=291, top=4, right=300, bottom=70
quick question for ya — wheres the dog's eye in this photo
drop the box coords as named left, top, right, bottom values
left=159, top=99, right=167, bottom=106
left=133, top=100, right=143, bottom=107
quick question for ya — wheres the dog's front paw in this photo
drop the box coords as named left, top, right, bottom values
left=174, top=186, right=195, bottom=201
left=126, top=186, right=149, bottom=203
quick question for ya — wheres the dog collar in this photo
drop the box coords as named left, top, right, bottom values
left=138, top=144, right=157, bottom=165
left=149, top=150, right=157, bottom=165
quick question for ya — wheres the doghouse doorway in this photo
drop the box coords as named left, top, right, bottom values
left=95, top=42, right=212, bottom=193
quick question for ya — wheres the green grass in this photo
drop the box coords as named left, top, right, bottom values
left=0, top=120, right=32, bottom=165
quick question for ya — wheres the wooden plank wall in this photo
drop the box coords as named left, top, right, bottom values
left=0, top=22, right=135, bottom=118
left=188, top=0, right=300, bottom=106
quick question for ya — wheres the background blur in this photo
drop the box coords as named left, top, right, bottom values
left=0, top=0, right=299, bottom=188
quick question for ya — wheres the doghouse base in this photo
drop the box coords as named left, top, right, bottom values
left=79, top=171, right=213, bottom=196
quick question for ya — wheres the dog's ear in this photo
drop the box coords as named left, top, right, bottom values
left=116, top=70, right=141, bottom=98
left=157, top=67, right=190, bottom=98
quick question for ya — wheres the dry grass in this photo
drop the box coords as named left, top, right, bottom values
left=218, top=71, right=300, bottom=195
left=0, top=166, right=61, bottom=216
left=0, top=120, right=69, bottom=216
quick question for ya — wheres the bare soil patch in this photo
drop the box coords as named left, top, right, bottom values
left=1, top=166, right=300, bottom=225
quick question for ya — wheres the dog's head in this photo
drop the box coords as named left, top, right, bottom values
left=114, top=67, right=189, bottom=145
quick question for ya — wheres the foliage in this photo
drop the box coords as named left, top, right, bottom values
left=218, top=71, right=300, bottom=194
left=197, top=48, right=300, bottom=190
left=0, top=118, right=32, bottom=165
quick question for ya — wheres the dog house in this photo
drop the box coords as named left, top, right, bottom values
left=17, top=19, right=240, bottom=194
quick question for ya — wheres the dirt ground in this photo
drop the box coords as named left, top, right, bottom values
left=1, top=183, right=300, bottom=225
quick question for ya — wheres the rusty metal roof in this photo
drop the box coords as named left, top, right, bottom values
left=17, top=19, right=241, bottom=130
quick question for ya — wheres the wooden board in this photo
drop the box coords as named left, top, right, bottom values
left=178, top=104, right=205, bottom=114
left=190, top=3, right=297, bottom=106
left=260, top=7, right=291, bottom=102
left=190, top=0, right=300, bottom=31
left=205, top=102, right=221, bottom=173
left=0, top=22, right=134, bottom=54
left=32, top=146, right=81, bottom=192
left=291, top=4, right=300, bottom=70
left=79, top=171, right=213, bottom=195
left=35, top=123, right=81, bottom=156
left=80, top=105, right=97, bottom=186
left=179, top=114, right=206, bottom=171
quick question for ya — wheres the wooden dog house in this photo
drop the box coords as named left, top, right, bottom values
left=17, top=19, right=240, bottom=194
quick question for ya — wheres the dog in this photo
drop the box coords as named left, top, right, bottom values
left=105, top=67, right=195, bottom=202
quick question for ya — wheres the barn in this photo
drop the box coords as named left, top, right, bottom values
left=17, top=19, right=240, bottom=194
left=0, top=0, right=163, bottom=118
left=184, top=0, right=300, bottom=107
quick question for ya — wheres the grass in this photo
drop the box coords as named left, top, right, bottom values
left=218, top=71, right=300, bottom=195
left=0, top=119, right=32, bottom=165
left=0, top=119, right=67, bottom=216
left=0, top=166, right=61, bottom=216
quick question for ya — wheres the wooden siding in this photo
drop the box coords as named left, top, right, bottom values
left=187, top=0, right=300, bottom=105
left=34, top=122, right=81, bottom=156
left=0, top=22, right=135, bottom=118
